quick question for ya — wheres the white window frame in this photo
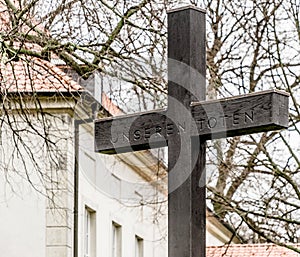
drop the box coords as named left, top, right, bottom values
left=84, top=206, right=96, bottom=257
left=135, top=235, right=144, bottom=257
left=112, top=222, right=122, bottom=257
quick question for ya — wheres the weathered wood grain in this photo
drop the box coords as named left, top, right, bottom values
left=94, top=90, right=289, bottom=154
left=167, top=7, right=207, bottom=257
left=94, top=7, right=290, bottom=257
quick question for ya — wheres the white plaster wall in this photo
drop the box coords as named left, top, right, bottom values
left=0, top=107, right=234, bottom=257
left=0, top=116, right=47, bottom=257
left=0, top=111, right=75, bottom=257
left=0, top=178, right=46, bottom=257
left=78, top=123, right=168, bottom=257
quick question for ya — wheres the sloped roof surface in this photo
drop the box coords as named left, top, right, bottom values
left=0, top=0, right=83, bottom=93
left=0, top=57, right=83, bottom=93
left=207, top=244, right=300, bottom=257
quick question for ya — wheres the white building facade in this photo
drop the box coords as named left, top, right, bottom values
left=0, top=71, right=239, bottom=257
left=0, top=91, right=168, bottom=257
left=0, top=1, right=243, bottom=255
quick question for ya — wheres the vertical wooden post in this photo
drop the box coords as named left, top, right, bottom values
left=167, top=6, right=206, bottom=257
left=95, top=7, right=289, bottom=257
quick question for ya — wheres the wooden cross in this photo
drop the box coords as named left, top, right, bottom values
left=94, top=6, right=289, bottom=257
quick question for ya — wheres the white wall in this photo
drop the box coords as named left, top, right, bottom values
left=78, top=123, right=168, bottom=257
left=0, top=176, right=46, bottom=257
left=0, top=102, right=236, bottom=257
left=0, top=109, right=75, bottom=257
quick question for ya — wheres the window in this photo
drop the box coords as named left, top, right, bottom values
left=135, top=236, right=144, bottom=257
left=84, top=207, right=96, bottom=257
left=112, top=222, right=122, bottom=257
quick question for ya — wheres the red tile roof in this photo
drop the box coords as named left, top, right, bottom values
left=207, top=244, right=300, bottom=257
left=0, top=1, right=83, bottom=94
left=101, top=92, right=124, bottom=116
left=0, top=57, right=83, bottom=93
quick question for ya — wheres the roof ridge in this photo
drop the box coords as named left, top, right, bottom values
left=207, top=243, right=300, bottom=257
left=207, top=243, right=300, bottom=248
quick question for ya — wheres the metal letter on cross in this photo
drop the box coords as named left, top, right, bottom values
left=95, top=6, right=289, bottom=257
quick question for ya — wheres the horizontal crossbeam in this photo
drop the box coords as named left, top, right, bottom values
left=95, top=90, right=289, bottom=154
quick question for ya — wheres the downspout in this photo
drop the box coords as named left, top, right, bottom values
left=73, top=98, right=100, bottom=257
left=73, top=119, right=79, bottom=257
